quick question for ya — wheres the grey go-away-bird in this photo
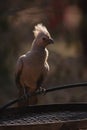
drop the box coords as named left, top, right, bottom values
left=15, top=23, right=54, bottom=107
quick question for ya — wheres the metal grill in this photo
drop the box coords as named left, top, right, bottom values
left=1, top=83, right=87, bottom=129
left=1, top=111, right=87, bottom=126
left=0, top=104, right=87, bottom=126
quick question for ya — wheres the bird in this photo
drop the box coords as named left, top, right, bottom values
left=15, top=23, right=54, bottom=107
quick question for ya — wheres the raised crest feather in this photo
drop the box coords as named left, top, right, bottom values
left=33, top=23, right=50, bottom=38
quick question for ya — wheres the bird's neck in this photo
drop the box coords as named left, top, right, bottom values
left=31, top=40, right=46, bottom=52
left=30, top=40, right=48, bottom=63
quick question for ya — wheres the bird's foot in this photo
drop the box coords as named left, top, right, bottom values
left=39, top=87, right=46, bottom=95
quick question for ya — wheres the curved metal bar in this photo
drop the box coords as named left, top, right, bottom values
left=0, top=82, right=87, bottom=111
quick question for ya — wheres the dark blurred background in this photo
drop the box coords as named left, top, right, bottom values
left=0, top=0, right=87, bottom=105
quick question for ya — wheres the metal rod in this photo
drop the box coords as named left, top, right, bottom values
left=0, top=82, right=87, bottom=111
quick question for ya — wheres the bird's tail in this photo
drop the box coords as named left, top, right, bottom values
left=28, top=95, right=38, bottom=105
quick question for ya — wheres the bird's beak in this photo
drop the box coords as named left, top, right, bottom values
left=49, top=38, right=54, bottom=44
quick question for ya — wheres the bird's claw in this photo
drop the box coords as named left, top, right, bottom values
left=39, top=87, right=46, bottom=95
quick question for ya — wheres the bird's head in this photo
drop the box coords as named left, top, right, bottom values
left=33, top=23, right=54, bottom=47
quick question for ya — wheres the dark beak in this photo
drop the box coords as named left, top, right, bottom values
left=49, top=38, right=54, bottom=44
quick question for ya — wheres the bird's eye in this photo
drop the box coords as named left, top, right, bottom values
left=42, top=37, right=46, bottom=41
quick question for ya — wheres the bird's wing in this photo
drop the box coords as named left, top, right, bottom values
left=15, top=57, right=23, bottom=88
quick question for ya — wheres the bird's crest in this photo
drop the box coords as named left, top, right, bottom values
left=33, top=23, right=50, bottom=38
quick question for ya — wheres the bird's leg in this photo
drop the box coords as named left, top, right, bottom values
left=39, top=87, right=46, bottom=95
left=18, top=86, right=30, bottom=107
left=23, top=86, right=30, bottom=100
